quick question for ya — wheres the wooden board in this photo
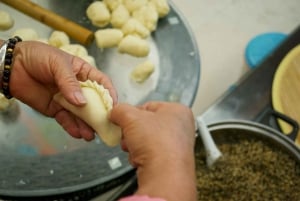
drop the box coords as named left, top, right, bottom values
left=272, top=44, right=300, bottom=147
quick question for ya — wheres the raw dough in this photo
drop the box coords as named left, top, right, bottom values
left=0, top=10, right=14, bottom=31
left=12, top=28, right=39, bottom=41
left=60, top=44, right=88, bottom=57
left=53, top=80, right=121, bottom=146
left=110, top=4, right=130, bottom=28
left=48, top=30, right=70, bottom=48
left=131, top=60, right=155, bottom=83
left=132, top=4, right=159, bottom=32
left=118, top=35, right=150, bottom=57
left=123, top=0, right=148, bottom=13
left=103, top=0, right=123, bottom=11
left=86, top=1, right=111, bottom=28
left=149, top=0, right=170, bottom=18
left=95, top=28, right=124, bottom=48
left=122, top=18, right=150, bottom=39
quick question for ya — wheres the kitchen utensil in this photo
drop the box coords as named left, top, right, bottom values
left=0, top=0, right=200, bottom=200
left=0, top=0, right=94, bottom=45
left=272, top=44, right=300, bottom=146
left=195, top=116, right=222, bottom=167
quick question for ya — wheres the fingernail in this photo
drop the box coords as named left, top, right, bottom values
left=74, top=91, right=87, bottom=104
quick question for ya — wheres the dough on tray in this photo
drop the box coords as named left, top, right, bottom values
left=149, top=0, right=170, bottom=18
left=53, top=80, right=122, bottom=147
left=0, top=10, right=14, bottom=31
left=48, top=30, right=70, bottom=48
left=132, top=4, right=159, bottom=32
left=118, top=35, right=150, bottom=57
left=110, top=4, right=131, bottom=28
left=12, top=28, right=39, bottom=41
left=123, top=0, right=148, bottom=13
left=131, top=60, right=155, bottom=83
left=95, top=28, right=124, bottom=48
left=86, top=1, right=111, bottom=28
left=122, top=18, right=150, bottom=39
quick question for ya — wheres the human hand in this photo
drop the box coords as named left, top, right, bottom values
left=110, top=102, right=197, bottom=201
left=9, top=41, right=117, bottom=141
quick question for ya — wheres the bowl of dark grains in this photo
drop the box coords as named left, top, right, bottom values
left=195, top=120, right=300, bottom=201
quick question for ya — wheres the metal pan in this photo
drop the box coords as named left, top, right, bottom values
left=0, top=0, right=200, bottom=199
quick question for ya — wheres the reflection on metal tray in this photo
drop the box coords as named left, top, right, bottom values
left=0, top=0, right=200, bottom=200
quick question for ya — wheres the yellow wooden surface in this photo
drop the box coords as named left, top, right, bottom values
left=272, top=45, right=300, bottom=147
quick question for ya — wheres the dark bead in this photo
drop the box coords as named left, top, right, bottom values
left=7, top=42, right=15, bottom=49
left=4, top=58, right=12, bottom=65
left=14, top=36, right=22, bottom=42
left=5, top=52, right=13, bottom=60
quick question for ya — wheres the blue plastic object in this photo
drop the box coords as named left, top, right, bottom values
left=245, top=32, right=287, bottom=69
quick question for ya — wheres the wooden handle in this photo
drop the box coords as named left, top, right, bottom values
left=1, top=0, right=94, bottom=46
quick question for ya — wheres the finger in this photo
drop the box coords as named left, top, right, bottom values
left=55, top=110, right=82, bottom=139
left=109, top=103, right=140, bottom=127
left=74, top=117, right=95, bottom=141
left=142, top=101, right=166, bottom=112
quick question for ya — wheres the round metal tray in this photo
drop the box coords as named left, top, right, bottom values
left=0, top=0, right=200, bottom=199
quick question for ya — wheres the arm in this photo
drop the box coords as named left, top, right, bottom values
left=110, top=102, right=197, bottom=201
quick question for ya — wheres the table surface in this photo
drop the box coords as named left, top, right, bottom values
left=171, top=0, right=300, bottom=116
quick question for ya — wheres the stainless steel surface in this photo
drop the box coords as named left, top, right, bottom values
left=0, top=0, right=200, bottom=199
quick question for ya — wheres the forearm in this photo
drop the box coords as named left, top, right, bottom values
left=135, top=152, right=197, bottom=201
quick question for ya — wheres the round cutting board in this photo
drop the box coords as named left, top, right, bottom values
left=272, top=44, right=300, bottom=147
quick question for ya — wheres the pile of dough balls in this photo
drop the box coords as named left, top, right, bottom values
left=0, top=10, right=14, bottom=31
left=10, top=29, right=96, bottom=66
left=86, top=0, right=170, bottom=83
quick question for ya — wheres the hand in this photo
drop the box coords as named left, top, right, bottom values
left=110, top=102, right=197, bottom=201
left=9, top=41, right=117, bottom=141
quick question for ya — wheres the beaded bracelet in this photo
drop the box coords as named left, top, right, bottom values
left=0, top=36, right=22, bottom=99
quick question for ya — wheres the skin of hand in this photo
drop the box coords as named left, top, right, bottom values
left=110, top=102, right=197, bottom=201
left=6, top=40, right=117, bottom=141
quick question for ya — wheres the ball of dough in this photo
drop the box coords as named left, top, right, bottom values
left=131, top=60, right=155, bottom=83
left=103, top=0, right=123, bottom=11
left=95, top=28, right=124, bottom=48
left=110, top=4, right=130, bottom=28
left=12, top=28, right=39, bottom=41
left=118, top=35, right=150, bottom=57
left=86, top=1, right=111, bottom=28
left=149, top=0, right=170, bottom=18
left=60, top=44, right=88, bottom=57
left=132, top=4, right=159, bottom=32
left=122, top=18, right=150, bottom=39
left=48, top=30, right=70, bottom=48
left=53, top=80, right=121, bottom=146
left=0, top=10, right=14, bottom=31
left=123, top=0, right=148, bottom=13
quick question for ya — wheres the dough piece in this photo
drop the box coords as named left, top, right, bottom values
left=60, top=44, right=88, bottom=57
left=149, top=0, right=170, bottom=18
left=12, top=28, right=39, bottom=41
left=48, top=30, right=70, bottom=48
left=132, top=4, right=159, bottom=32
left=110, top=4, right=130, bottom=28
left=131, top=60, right=155, bottom=83
left=0, top=10, right=14, bottom=31
left=103, top=0, right=123, bottom=11
left=122, top=18, right=150, bottom=39
left=53, top=80, right=121, bottom=146
left=118, top=35, right=150, bottom=57
left=95, top=28, right=124, bottom=48
left=86, top=1, right=111, bottom=28
left=123, top=0, right=148, bottom=13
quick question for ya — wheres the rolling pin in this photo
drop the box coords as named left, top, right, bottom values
left=0, top=0, right=94, bottom=46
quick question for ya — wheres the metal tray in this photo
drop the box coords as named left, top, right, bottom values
left=0, top=0, right=200, bottom=199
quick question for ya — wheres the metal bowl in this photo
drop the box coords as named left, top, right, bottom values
left=0, top=0, right=200, bottom=199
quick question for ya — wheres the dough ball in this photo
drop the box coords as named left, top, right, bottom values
left=86, top=1, right=111, bottom=28
left=122, top=18, right=150, bottom=39
left=48, top=30, right=70, bottom=48
left=149, top=0, right=170, bottom=18
left=131, top=60, right=155, bottom=83
left=95, top=28, right=124, bottom=48
left=53, top=80, right=121, bottom=146
left=123, top=0, right=148, bottom=13
left=132, top=4, right=159, bottom=32
left=118, top=35, right=150, bottom=57
left=12, top=28, right=39, bottom=41
left=60, top=44, right=88, bottom=57
left=0, top=10, right=14, bottom=31
left=103, top=0, right=123, bottom=11
left=110, top=4, right=130, bottom=28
